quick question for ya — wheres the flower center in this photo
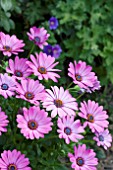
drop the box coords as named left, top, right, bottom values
left=14, top=70, right=23, bottom=77
left=38, top=67, right=47, bottom=74
left=3, top=45, right=11, bottom=51
left=64, top=127, right=72, bottom=135
left=76, top=157, right=84, bottom=166
left=75, top=74, right=82, bottom=81
left=99, top=135, right=104, bottom=141
left=54, top=99, right=63, bottom=108
left=34, top=36, right=40, bottom=43
left=53, top=49, right=57, bottom=54
left=28, top=120, right=38, bottom=130
left=8, top=164, right=17, bottom=170
left=24, top=92, right=34, bottom=100
left=1, top=84, right=9, bottom=90
left=87, top=114, right=94, bottom=123
left=50, top=21, right=55, bottom=25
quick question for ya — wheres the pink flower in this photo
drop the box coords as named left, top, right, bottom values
left=93, top=129, right=112, bottom=150
left=0, top=32, right=25, bottom=57
left=0, top=149, right=31, bottom=170
left=0, top=107, right=9, bottom=135
left=0, top=73, right=17, bottom=98
left=6, top=56, right=32, bottom=80
left=68, top=61, right=100, bottom=92
left=78, top=100, right=109, bottom=133
left=27, top=26, right=50, bottom=49
left=57, top=116, right=84, bottom=144
left=43, top=86, right=78, bottom=118
left=68, top=144, right=98, bottom=170
left=17, top=106, right=53, bottom=140
left=26, top=52, right=61, bottom=82
left=16, top=79, right=45, bottom=105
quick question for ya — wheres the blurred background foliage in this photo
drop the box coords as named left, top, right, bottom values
left=0, top=0, right=113, bottom=169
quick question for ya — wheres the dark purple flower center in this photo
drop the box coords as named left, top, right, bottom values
left=25, top=92, right=34, bottom=100
left=54, top=99, right=63, bottom=108
left=87, top=114, right=94, bottom=123
left=3, top=45, right=11, bottom=51
left=76, top=157, right=84, bottom=166
left=28, top=120, right=38, bottom=130
left=14, top=70, right=23, bottom=77
left=34, top=36, right=40, bottom=43
left=8, top=164, right=17, bottom=170
left=1, top=84, right=9, bottom=90
left=64, top=127, right=72, bottom=135
left=75, top=74, right=82, bottom=81
left=38, top=67, right=47, bottom=74
left=99, top=135, right=104, bottom=141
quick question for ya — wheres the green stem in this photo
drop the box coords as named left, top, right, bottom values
left=38, top=135, right=58, bottom=142
left=76, top=92, right=85, bottom=100
left=27, top=43, right=35, bottom=58
left=66, top=82, right=73, bottom=89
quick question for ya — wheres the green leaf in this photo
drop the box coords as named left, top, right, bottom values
left=1, top=0, right=12, bottom=11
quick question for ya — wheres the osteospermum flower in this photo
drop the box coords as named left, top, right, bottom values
left=68, top=60, right=100, bottom=92
left=0, top=32, right=25, bottom=57
left=0, top=107, right=9, bottom=135
left=49, top=17, right=59, bottom=30
left=27, top=26, right=50, bottom=49
left=68, top=144, right=98, bottom=170
left=17, top=106, right=53, bottom=140
left=16, top=79, right=45, bottom=105
left=0, top=149, right=31, bottom=170
left=93, top=129, right=112, bottom=150
left=26, top=52, right=61, bottom=82
left=57, top=116, right=84, bottom=144
left=43, top=44, right=53, bottom=56
left=0, top=73, right=17, bottom=98
left=78, top=100, right=109, bottom=133
left=52, top=44, right=62, bottom=59
left=43, top=86, right=78, bottom=118
left=6, top=56, right=32, bottom=80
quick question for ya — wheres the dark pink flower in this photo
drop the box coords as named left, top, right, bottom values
left=0, top=149, right=31, bottom=170
left=68, top=144, right=98, bottom=170
left=27, top=26, right=50, bottom=49
left=0, top=32, right=25, bottom=57
left=78, top=100, right=109, bottom=133
left=17, top=106, right=53, bottom=140
left=6, top=56, right=32, bottom=80
left=57, top=116, right=84, bottom=144
left=0, top=107, right=9, bottom=135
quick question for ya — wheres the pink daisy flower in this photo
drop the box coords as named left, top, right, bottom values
left=93, top=129, right=112, bottom=150
left=0, top=149, right=31, bottom=170
left=6, top=56, right=32, bottom=80
left=0, top=32, right=25, bottom=57
left=78, top=100, right=109, bottom=133
left=0, top=107, right=9, bottom=135
left=16, top=79, right=45, bottom=105
left=43, top=86, right=78, bottom=118
left=17, top=106, right=53, bottom=140
left=57, top=115, right=84, bottom=144
left=26, top=52, right=61, bottom=82
left=27, top=26, right=50, bottom=49
left=68, top=60, right=100, bottom=92
left=0, top=73, right=17, bottom=99
left=68, top=144, right=98, bottom=170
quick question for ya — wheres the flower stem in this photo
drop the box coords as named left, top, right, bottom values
left=27, top=43, right=35, bottom=58
left=66, top=82, right=73, bottom=89
left=76, top=92, right=85, bottom=100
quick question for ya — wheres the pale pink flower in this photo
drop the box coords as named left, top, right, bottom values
left=6, top=56, right=32, bottom=80
left=43, top=86, right=78, bottom=118
left=78, top=100, right=109, bottom=133
left=0, top=32, right=25, bottom=57
left=0, top=149, right=31, bottom=170
left=17, top=106, right=53, bottom=140
left=93, top=129, right=112, bottom=150
left=27, top=26, right=50, bottom=49
left=68, top=60, right=100, bottom=92
left=0, top=73, right=17, bottom=98
left=16, top=79, right=45, bottom=105
left=0, top=107, right=9, bottom=135
left=68, top=144, right=98, bottom=170
left=57, top=116, right=84, bottom=144
left=26, top=52, right=61, bottom=82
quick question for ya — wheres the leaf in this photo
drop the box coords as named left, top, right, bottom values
left=1, top=0, right=12, bottom=11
